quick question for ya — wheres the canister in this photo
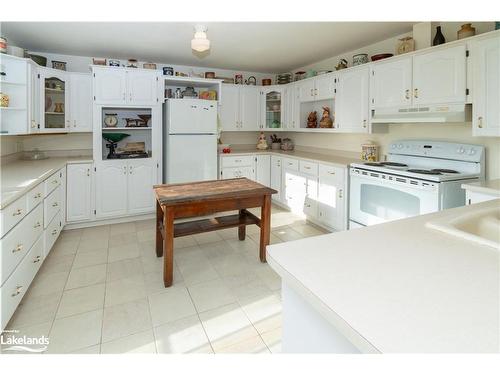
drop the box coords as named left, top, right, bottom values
left=361, top=142, right=379, bottom=162
left=0, top=37, right=7, bottom=54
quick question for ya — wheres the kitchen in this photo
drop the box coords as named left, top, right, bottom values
left=0, top=12, right=500, bottom=370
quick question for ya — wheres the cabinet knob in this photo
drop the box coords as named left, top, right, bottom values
left=310, top=88, right=314, bottom=96
left=87, top=169, right=90, bottom=177
left=338, top=189, right=343, bottom=198
left=363, top=120, right=367, bottom=128
left=52, top=229, right=58, bottom=235
left=33, top=256, right=41, bottom=263
left=12, top=244, right=23, bottom=253
left=11, top=285, right=23, bottom=297
left=478, top=116, right=483, bottom=128
left=34, top=222, right=41, bottom=228
left=405, top=89, right=410, bottom=100
left=74, top=120, right=77, bottom=128
left=414, top=88, right=419, bottom=98
left=12, top=208, right=23, bottom=216
left=52, top=202, right=58, bottom=207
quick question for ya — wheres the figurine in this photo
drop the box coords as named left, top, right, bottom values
left=307, top=111, right=318, bottom=128
left=335, top=58, right=348, bottom=70
left=319, top=106, right=333, bottom=128
left=256, top=131, right=268, bottom=150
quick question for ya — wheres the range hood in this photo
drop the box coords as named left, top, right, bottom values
left=371, top=103, right=469, bottom=124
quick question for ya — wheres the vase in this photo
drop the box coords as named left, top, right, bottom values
left=457, top=23, right=475, bottom=40
left=433, top=26, right=445, bottom=46
left=54, top=103, right=64, bottom=113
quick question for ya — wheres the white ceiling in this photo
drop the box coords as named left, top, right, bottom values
left=1, top=22, right=416, bottom=73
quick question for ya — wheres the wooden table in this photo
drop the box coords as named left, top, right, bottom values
left=154, top=178, right=277, bottom=287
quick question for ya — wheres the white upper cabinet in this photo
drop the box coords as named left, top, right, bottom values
left=298, top=79, right=316, bottom=102
left=314, top=74, right=335, bottom=101
left=92, top=67, right=158, bottom=105
left=371, top=57, right=412, bottom=109
left=38, top=67, right=70, bottom=133
left=412, top=44, right=466, bottom=105
left=95, top=162, right=128, bottom=218
left=69, top=73, right=92, bottom=132
left=127, top=160, right=156, bottom=214
left=283, top=83, right=299, bottom=130
left=335, top=67, right=370, bottom=133
left=93, top=68, right=127, bottom=105
left=472, top=35, right=500, bottom=137
left=219, top=84, right=239, bottom=131
left=66, top=163, right=92, bottom=222
left=239, top=85, right=260, bottom=131
left=127, top=70, right=158, bottom=105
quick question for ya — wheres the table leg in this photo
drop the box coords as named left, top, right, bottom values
left=163, top=208, right=175, bottom=287
left=238, top=209, right=246, bottom=241
left=156, top=201, right=163, bottom=257
left=259, top=195, right=271, bottom=262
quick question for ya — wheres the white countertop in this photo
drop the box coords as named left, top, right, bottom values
left=1, top=157, right=92, bottom=209
left=219, top=147, right=361, bottom=168
left=267, top=200, right=500, bottom=353
left=462, top=179, right=500, bottom=197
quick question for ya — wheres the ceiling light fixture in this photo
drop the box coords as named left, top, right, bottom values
left=191, top=25, right=210, bottom=52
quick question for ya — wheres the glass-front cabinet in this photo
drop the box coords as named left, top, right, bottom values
left=260, top=86, right=283, bottom=129
left=39, top=68, right=69, bottom=132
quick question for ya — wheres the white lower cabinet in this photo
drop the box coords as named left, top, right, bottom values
left=222, top=166, right=255, bottom=179
left=220, top=155, right=255, bottom=180
left=66, top=163, right=93, bottom=222
left=96, top=160, right=157, bottom=218
left=317, top=164, right=347, bottom=231
left=255, top=155, right=271, bottom=187
left=44, top=209, right=63, bottom=258
left=270, top=156, right=283, bottom=202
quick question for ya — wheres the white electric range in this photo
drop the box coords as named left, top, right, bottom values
left=349, top=140, right=485, bottom=228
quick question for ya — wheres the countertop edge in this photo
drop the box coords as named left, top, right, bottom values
left=267, top=251, right=380, bottom=354
left=462, top=181, right=500, bottom=197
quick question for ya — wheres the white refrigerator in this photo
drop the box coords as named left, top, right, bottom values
left=163, top=99, right=218, bottom=183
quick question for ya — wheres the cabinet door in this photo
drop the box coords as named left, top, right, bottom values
left=262, top=87, right=283, bottom=129
left=95, top=162, right=128, bottom=218
left=127, top=70, right=158, bottom=105
left=297, top=79, right=316, bottom=102
left=283, top=169, right=307, bottom=214
left=127, top=160, right=155, bottom=214
left=240, top=86, right=260, bottom=131
left=413, top=45, right=466, bottom=106
left=69, top=73, right=92, bottom=132
left=29, top=64, right=40, bottom=133
left=282, top=85, right=298, bottom=129
left=39, top=68, right=70, bottom=133
left=66, top=163, right=92, bottom=222
left=371, top=57, right=412, bottom=109
left=270, top=156, right=282, bottom=201
left=220, top=84, right=240, bottom=131
left=472, top=36, right=500, bottom=137
left=336, top=67, right=370, bottom=133
left=255, top=155, right=271, bottom=187
left=314, top=74, right=335, bottom=100
left=93, top=68, right=127, bottom=105
left=318, top=175, right=346, bottom=231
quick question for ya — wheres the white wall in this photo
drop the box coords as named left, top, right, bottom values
left=0, top=136, right=22, bottom=156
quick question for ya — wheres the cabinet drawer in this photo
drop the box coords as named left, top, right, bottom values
left=319, top=164, right=345, bottom=180
left=222, top=166, right=255, bottom=180
left=1, top=235, right=43, bottom=330
left=299, top=160, right=318, bottom=175
left=0, top=195, right=28, bottom=238
left=44, top=170, right=63, bottom=197
left=221, top=155, right=254, bottom=168
left=44, top=210, right=63, bottom=258
left=1, top=204, right=43, bottom=285
left=283, top=158, right=299, bottom=171
left=44, top=186, right=62, bottom=228
left=27, top=183, right=44, bottom=211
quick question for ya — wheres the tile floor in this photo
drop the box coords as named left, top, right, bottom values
left=2, top=205, right=327, bottom=354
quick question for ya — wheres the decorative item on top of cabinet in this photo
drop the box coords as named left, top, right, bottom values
left=335, top=59, right=348, bottom=70
left=396, top=37, right=415, bottom=55
left=245, top=76, right=256, bottom=85
left=163, top=67, right=174, bottom=76
left=457, top=23, right=476, bottom=40
left=143, top=63, right=157, bottom=69
left=262, top=78, right=272, bottom=86
left=307, top=111, right=317, bottom=128
left=319, top=106, right=333, bottom=128
left=281, top=138, right=294, bottom=151
left=352, top=53, right=368, bottom=66
left=361, top=142, right=379, bottom=162
left=433, top=26, right=446, bottom=46
left=371, top=53, right=393, bottom=61
left=234, top=74, right=243, bottom=84
left=294, top=71, right=306, bottom=81
left=256, top=131, right=269, bottom=150
left=93, top=57, right=107, bottom=65
left=269, top=134, right=281, bottom=150
left=127, top=59, right=138, bottom=68
left=52, top=60, right=66, bottom=71
left=109, top=59, right=120, bottom=67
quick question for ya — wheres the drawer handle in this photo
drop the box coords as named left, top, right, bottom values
left=234, top=159, right=242, bottom=163
left=12, top=286, right=23, bottom=297
left=304, top=166, right=311, bottom=169
left=478, top=116, right=483, bottom=128
left=12, top=244, right=23, bottom=253
left=52, top=202, right=59, bottom=207
left=52, top=229, right=58, bottom=235
left=328, top=171, right=336, bottom=175
left=339, top=189, right=343, bottom=198
left=414, top=88, right=419, bottom=98
left=35, top=192, right=42, bottom=198
left=52, top=179, right=58, bottom=184
left=33, top=256, right=41, bottom=263
left=12, top=209, right=23, bottom=216
left=304, top=204, right=311, bottom=208
left=34, top=222, right=41, bottom=228
left=405, top=89, right=410, bottom=100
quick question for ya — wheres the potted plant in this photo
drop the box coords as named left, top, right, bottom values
left=270, top=134, right=281, bottom=150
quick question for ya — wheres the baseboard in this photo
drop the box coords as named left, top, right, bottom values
left=64, top=213, right=155, bottom=230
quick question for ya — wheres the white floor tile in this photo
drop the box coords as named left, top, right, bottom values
left=148, top=286, right=197, bottom=327
left=215, top=334, right=269, bottom=354
left=260, top=326, right=282, bottom=353
left=109, top=222, right=136, bottom=236
left=193, top=231, right=223, bottom=245
left=102, top=299, right=152, bottom=343
left=239, top=293, right=282, bottom=334
left=65, top=264, right=107, bottom=290
left=101, top=330, right=156, bottom=354
left=177, top=258, right=220, bottom=286
left=108, top=243, right=140, bottom=263
left=154, top=315, right=212, bottom=354
left=106, top=257, right=144, bottom=282
left=39, top=253, right=75, bottom=274
left=105, top=275, right=147, bottom=307
left=25, top=270, right=68, bottom=298
left=78, top=237, right=109, bottom=253
left=47, top=309, right=103, bottom=353
left=57, top=283, right=105, bottom=318
left=72, top=248, right=108, bottom=269
left=109, top=232, right=139, bottom=247
left=6, top=292, right=62, bottom=329
left=188, top=278, right=236, bottom=313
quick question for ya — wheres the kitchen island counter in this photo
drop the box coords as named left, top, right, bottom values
left=267, top=199, right=500, bottom=353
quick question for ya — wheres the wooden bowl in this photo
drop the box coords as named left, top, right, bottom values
left=371, top=53, right=393, bottom=61
left=262, top=79, right=272, bottom=86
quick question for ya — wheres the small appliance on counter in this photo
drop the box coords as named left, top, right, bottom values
left=280, top=138, right=294, bottom=151
left=22, top=149, right=49, bottom=161
left=360, top=142, right=379, bottom=162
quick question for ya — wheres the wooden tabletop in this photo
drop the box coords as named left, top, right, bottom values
left=154, top=178, right=277, bottom=206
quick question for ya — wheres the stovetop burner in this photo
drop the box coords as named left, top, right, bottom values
left=380, top=162, right=408, bottom=167
left=363, top=162, right=384, bottom=166
left=431, top=169, right=459, bottom=174
left=407, top=169, right=442, bottom=175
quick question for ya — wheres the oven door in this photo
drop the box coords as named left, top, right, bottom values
left=349, top=168, right=440, bottom=226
